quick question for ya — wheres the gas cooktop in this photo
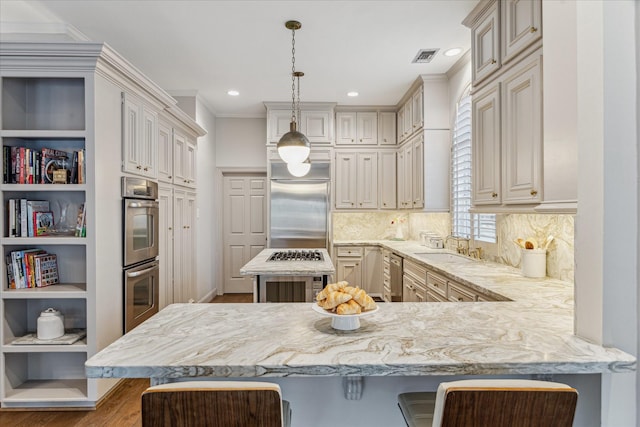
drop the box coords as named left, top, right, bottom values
left=267, top=250, right=324, bottom=262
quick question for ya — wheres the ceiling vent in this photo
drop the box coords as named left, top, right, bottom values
left=412, top=48, right=439, bottom=63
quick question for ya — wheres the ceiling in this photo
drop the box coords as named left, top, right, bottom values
left=14, top=1, right=478, bottom=117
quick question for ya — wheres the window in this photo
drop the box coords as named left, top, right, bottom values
left=451, top=88, right=496, bottom=243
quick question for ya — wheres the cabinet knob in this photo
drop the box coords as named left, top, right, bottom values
left=136, top=165, right=142, bottom=170
left=384, top=139, right=387, bottom=142
left=351, top=139, right=354, bottom=142
left=359, top=203, right=362, bottom=206
left=490, top=59, right=497, bottom=64
left=383, top=203, right=387, bottom=206
left=530, top=189, right=538, bottom=196
left=359, top=139, right=363, bottom=142
left=351, top=203, right=354, bottom=206
left=530, top=27, right=538, bottom=33
left=168, top=227, right=172, bottom=230
left=491, top=192, right=498, bottom=198
left=168, top=175, right=172, bottom=179
left=144, top=167, right=148, bottom=171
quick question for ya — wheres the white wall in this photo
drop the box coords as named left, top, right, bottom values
left=446, top=51, right=472, bottom=127
left=215, top=117, right=267, bottom=168
left=574, top=1, right=638, bottom=426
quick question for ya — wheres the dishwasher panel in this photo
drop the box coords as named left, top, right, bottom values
left=390, top=253, right=403, bottom=302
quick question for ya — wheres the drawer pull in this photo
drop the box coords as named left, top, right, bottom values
left=530, top=27, right=538, bottom=33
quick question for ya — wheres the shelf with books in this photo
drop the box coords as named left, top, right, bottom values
left=1, top=283, right=87, bottom=298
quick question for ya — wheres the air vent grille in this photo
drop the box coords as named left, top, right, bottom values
left=412, top=48, right=439, bottom=63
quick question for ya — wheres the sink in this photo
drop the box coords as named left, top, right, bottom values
left=413, top=252, right=476, bottom=264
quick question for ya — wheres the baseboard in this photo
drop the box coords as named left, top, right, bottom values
left=198, top=288, right=217, bottom=303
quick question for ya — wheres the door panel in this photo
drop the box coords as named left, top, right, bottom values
left=223, top=174, right=267, bottom=293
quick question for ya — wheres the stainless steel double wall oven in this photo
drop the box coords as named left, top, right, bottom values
left=122, top=177, right=159, bottom=333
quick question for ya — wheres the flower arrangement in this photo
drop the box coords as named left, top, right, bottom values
left=391, top=216, right=406, bottom=225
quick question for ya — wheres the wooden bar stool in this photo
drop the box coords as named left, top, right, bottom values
left=398, top=379, right=578, bottom=427
left=141, top=381, right=291, bottom=427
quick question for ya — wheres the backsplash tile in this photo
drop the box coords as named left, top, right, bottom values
left=332, top=212, right=575, bottom=282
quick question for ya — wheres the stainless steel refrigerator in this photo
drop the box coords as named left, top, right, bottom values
left=269, top=162, right=330, bottom=249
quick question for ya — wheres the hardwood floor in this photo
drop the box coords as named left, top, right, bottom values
left=0, top=293, right=254, bottom=426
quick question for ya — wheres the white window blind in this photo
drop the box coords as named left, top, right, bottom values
left=451, top=91, right=496, bottom=243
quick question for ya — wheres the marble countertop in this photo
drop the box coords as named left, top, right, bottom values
left=332, top=240, right=573, bottom=307
left=85, top=302, right=635, bottom=380
left=239, top=248, right=335, bottom=276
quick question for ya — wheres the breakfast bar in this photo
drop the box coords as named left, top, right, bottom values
left=85, top=300, right=634, bottom=426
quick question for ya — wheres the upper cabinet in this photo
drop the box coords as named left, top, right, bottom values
left=264, top=102, right=335, bottom=144
left=335, top=112, right=377, bottom=145
left=397, top=76, right=448, bottom=145
left=122, top=93, right=158, bottom=178
left=334, top=151, right=378, bottom=209
left=378, top=112, right=397, bottom=146
left=465, top=0, right=542, bottom=87
left=465, top=0, right=551, bottom=212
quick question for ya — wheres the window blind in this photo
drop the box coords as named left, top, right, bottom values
left=451, top=92, right=496, bottom=243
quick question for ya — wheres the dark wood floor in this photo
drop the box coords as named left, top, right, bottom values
left=0, top=293, right=254, bottom=426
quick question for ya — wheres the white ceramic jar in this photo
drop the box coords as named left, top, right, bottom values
left=37, top=308, right=65, bottom=340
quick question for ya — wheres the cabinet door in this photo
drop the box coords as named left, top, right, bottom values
left=379, top=151, right=397, bottom=209
left=472, top=1, right=500, bottom=84
left=336, top=258, right=362, bottom=288
left=402, top=274, right=415, bottom=302
left=396, top=148, right=406, bottom=209
left=300, top=111, right=332, bottom=143
left=140, top=107, right=158, bottom=178
left=356, top=112, right=378, bottom=144
left=335, top=112, right=357, bottom=145
left=335, top=152, right=357, bottom=209
left=378, top=112, right=396, bottom=145
left=397, top=108, right=405, bottom=143
left=268, top=109, right=293, bottom=142
left=157, top=120, right=173, bottom=183
left=363, top=247, right=383, bottom=296
left=173, top=131, right=187, bottom=186
left=356, top=152, right=378, bottom=209
left=501, top=0, right=542, bottom=64
left=401, top=143, right=413, bottom=209
left=183, top=192, right=197, bottom=302
left=502, top=54, right=542, bottom=204
left=402, top=102, right=412, bottom=140
left=173, top=189, right=185, bottom=302
left=411, top=89, right=424, bottom=131
left=184, top=137, right=197, bottom=188
left=412, top=136, right=424, bottom=209
left=472, top=84, right=502, bottom=205
left=158, top=185, right=174, bottom=309
left=122, top=93, right=142, bottom=174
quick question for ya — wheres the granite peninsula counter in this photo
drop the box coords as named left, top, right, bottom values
left=86, top=242, right=635, bottom=426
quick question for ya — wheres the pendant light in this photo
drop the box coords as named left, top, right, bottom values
left=277, top=20, right=310, bottom=164
left=287, top=158, right=311, bottom=177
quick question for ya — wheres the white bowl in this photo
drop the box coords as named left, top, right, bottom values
left=312, top=304, right=379, bottom=330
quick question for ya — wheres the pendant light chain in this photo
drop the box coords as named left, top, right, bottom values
left=290, top=27, right=297, bottom=124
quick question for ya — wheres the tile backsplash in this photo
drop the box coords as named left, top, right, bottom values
left=332, top=212, right=575, bottom=282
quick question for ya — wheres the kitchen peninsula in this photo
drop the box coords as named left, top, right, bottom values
left=86, top=247, right=635, bottom=425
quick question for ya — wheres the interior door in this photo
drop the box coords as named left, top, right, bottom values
left=223, top=174, right=267, bottom=293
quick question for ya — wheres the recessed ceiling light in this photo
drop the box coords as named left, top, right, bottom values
left=227, top=90, right=240, bottom=96
left=443, top=48, right=463, bottom=57
left=347, top=91, right=359, bottom=97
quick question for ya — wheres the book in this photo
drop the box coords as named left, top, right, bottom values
left=75, top=203, right=86, bottom=237
left=34, top=254, right=58, bottom=287
left=27, top=200, right=50, bottom=237
left=11, top=251, right=25, bottom=288
left=2, top=146, right=10, bottom=183
left=5, top=255, right=15, bottom=289
left=19, top=198, right=28, bottom=237
left=34, top=211, right=54, bottom=236
left=41, top=147, right=69, bottom=184
left=25, top=250, right=46, bottom=288
left=8, top=199, right=16, bottom=237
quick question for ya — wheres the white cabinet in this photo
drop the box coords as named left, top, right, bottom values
left=336, top=112, right=378, bottom=145
left=378, top=112, right=397, bottom=145
left=501, top=53, right=542, bottom=204
left=334, top=245, right=382, bottom=297
left=472, top=51, right=542, bottom=207
left=362, top=246, right=383, bottom=297
left=501, top=0, right=542, bottom=64
left=379, top=151, right=397, bottom=209
left=335, top=246, right=363, bottom=287
left=157, top=120, right=173, bottom=183
left=402, top=259, right=426, bottom=303
left=382, top=250, right=392, bottom=302
left=173, top=188, right=197, bottom=303
left=411, top=88, right=424, bottom=131
left=334, top=151, right=378, bottom=209
left=122, top=92, right=158, bottom=178
left=470, top=1, right=501, bottom=85
left=158, top=184, right=174, bottom=309
left=472, top=84, right=502, bottom=205
left=173, top=129, right=197, bottom=188
left=265, top=103, right=335, bottom=144
left=412, top=136, right=424, bottom=209
left=397, top=142, right=413, bottom=209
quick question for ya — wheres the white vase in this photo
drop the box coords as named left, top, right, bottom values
left=394, top=226, right=404, bottom=240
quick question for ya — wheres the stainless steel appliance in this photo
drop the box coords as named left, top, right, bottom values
left=390, top=253, right=403, bottom=302
left=269, top=162, right=330, bottom=249
left=122, top=177, right=160, bottom=332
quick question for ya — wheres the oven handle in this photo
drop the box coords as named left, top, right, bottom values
left=125, top=200, right=159, bottom=209
left=126, top=265, right=157, bottom=277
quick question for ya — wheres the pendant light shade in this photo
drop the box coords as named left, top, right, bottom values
left=277, top=20, right=310, bottom=164
left=278, top=122, right=310, bottom=164
left=287, top=158, right=311, bottom=177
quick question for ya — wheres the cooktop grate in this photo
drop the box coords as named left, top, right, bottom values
left=267, top=250, right=324, bottom=262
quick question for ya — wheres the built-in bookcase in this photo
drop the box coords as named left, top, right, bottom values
left=1, top=75, right=92, bottom=407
